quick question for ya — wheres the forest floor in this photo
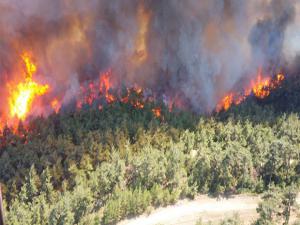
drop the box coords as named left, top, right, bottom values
left=119, top=194, right=300, bottom=225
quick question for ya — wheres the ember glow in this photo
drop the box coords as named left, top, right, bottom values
left=74, top=69, right=164, bottom=118
left=8, top=53, right=49, bottom=121
left=216, top=69, right=285, bottom=112
left=121, top=87, right=145, bottom=109
left=152, top=107, right=162, bottom=118
left=51, top=98, right=61, bottom=113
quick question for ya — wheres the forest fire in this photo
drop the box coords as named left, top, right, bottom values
left=0, top=56, right=286, bottom=133
left=216, top=69, right=285, bottom=112
left=0, top=0, right=296, bottom=130
left=0, top=0, right=296, bottom=133
left=0, top=2, right=299, bottom=224
left=4, top=53, right=49, bottom=128
left=77, top=70, right=159, bottom=116
left=0, top=52, right=286, bottom=134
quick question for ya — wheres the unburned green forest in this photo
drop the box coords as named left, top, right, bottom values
left=0, top=75, right=300, bottom=225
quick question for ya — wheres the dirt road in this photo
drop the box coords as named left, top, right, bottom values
left=119, top=194, right=259, bottom=225
left=119, top=194, right=300, bottom=225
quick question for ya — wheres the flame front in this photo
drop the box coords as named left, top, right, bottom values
left=1, top=54, right=286, bottom=132
left=218, top=94, right=234, bottom=112
left=76, top=70, right=162, bottom=118
left=8, top=53, right=49, bottom=120
left=217, top=69, right=285, bottom=112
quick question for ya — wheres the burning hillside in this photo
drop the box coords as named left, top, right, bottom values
left=0, top=51, right=287, bottom=131
left=0, top=53, right=166, bottom=131
left=0, top=0, right=299, bottom=130
left=216, top=69, right=285, bottom=112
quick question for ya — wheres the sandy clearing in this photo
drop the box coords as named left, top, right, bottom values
left=119, top=194, right=300, bottom=225
left=119, top=195, right=259, bottom=225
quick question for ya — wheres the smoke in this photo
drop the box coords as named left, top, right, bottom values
left=249, top=0, right=296, bottom=72
left=0, top=0, right=298, bottom=113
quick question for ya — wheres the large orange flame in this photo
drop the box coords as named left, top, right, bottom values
left=217, top=69, right=285, bottom=112
left=99, top=70, right=117, bottom=104
left=8, top=53, right=49, bottom=120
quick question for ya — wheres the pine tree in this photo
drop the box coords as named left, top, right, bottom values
left=282, top=185, right=299, bottom=225
left=41, top=167, right=54, bottom=203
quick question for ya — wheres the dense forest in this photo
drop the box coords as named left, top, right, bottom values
left=0, top=74, right=300, bottom=225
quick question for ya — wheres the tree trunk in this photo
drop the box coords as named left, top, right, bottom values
left=0, top=185, right=4, bottom=225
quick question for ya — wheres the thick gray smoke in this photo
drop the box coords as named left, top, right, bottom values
left=0, top=0, right=298, bottom=113
left=249, top=0, right=296, bottom=72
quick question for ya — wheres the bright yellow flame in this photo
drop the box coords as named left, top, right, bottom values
left=21, top=53, right=37, bottom=79
left=8, top=53, right=49, bottom=120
